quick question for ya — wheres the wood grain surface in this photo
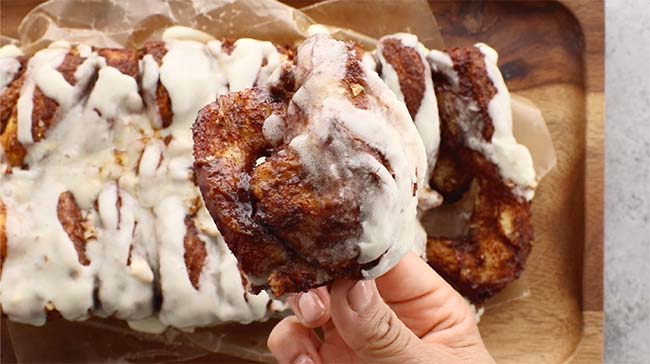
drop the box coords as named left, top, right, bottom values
left=0, top=0, right=604, bottom=363
left=423, top=2, right=604, bottom=363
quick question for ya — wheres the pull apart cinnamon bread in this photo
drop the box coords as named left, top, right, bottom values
left=364, top=36, right=537, bottom=302
left=193, top=34, right=427, bottom=297
left=0, top=26, right=538, bottom=330
left=193, top=32, right=538, bottom=301
left=0, top=27, right=292, bottom=329
left=423, top=45, right=536, bottom=302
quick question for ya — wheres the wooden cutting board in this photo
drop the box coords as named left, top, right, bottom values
left=288, top=1, right=604, bottom=362
left=0, top=1, right=604, bottom=363
left=424, top=2, right=604, bottom=363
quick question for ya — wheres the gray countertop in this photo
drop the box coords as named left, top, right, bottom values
left=604, top=1, right=650, bottom=363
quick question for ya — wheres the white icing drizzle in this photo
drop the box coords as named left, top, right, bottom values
left=0, top=45, right=23, bottom=94
left=87, top=183, right=155, bottom=320
left=0, top=63, right=125, bottom=324
left=162, top=26, right=216, bottom=44
left=217, top=38, right=283, bottom=92
left=285, top=34, right=427, bottom=278
left=155, top=196, right=271, bottom=328
left=140, top=54, right=163, bottom=128
left=427, top=44, right=536, bottom=200
left=255, top=156, right=267, bottom=166
left=0, top=176, right=94, bottom=326
left=145, top=27, right=290, bottom=132
left=213, top=247, right=272, bottom=323
left=306, top=24, right=331, bottom=36
left=361, top=51, right=377, bottom=73
left=427, top=50, right=458, bottom=85
left=413, top=219, right=428, bottom=259
left=16, top=43, right=99, bottom=145
left=155, top=195, right=218, bottom=328
left=159, top=39, right=227, bottom=133
left=262, top=113, right=286, bottom=146
left=87, top=59, right=143, bottom=120
left=16, top=45, right=69, bottom=144
left=138, top=139, right=164, bottom=177
left=0, top=44, right=22, bottom=58
left=475, top=43, right=536, bottom=200
left=375, top=33, right=442, bottom=209
left=24, top=105, right=113, bottom=209
left=127, top=316, right=168, bottom=334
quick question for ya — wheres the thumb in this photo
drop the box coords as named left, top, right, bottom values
left=329, top=280, right=430, bottom=364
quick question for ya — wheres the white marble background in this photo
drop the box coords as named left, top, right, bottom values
left=604, top=0, right=650, bottom=363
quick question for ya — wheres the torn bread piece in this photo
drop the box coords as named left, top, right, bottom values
left=425, top=44, right=536, bottom=302
left=193, top=34, right=427, bottom=297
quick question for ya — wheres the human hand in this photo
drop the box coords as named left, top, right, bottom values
left=268, top=252, right=496, bottom=364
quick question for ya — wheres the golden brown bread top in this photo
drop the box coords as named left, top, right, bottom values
left=429, top=143, right=473, bottom=203
left=0, top=36, right=533, bottom=306
left=183, top=215, right=207, bottom=290
left=379, top=38, right=426, bottom=118
left=433, top=47, right=497, bottom=142
left=0, top=56, right=27, bottom=135
left=57, top=191, right=89, bottom=266
left=97, top=48, right=140, bottom=79
left=2, top=35, right=386, bottom=326
left=427, top=151, right=533, bottom=302
left=342, top=47, right=369, bottom=109
left=426, top=46, right=532, bottom=303
left=193, top=89, right=296, bottom=295
left=141, top=42, right=174, bottom=129
left=30, top=87, right=60, bottom=143
left=1, top=39, right=299, bottom=169
left=1, top=109, right=27, bottom=168
left=0, top=201, right=6, bottom=275
left=430, top=46, right=498, bottom=200
left=0, top=57, right=28, bottom=167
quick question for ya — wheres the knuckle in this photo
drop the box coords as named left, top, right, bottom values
left=361, top=309, right=408, bottom=355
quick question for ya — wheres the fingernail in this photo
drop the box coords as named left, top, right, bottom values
left=347, top=280, right=373, bottom=312
left=293, top=354, right=315, bottom=364
left=297, top=291, right=326, bottom=324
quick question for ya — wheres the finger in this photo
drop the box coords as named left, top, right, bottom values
left=376, top=252, right=474, bottom=337
left=376, top=252, right=456, bottom=302
left=288, top=287, right=331, bottom=328
left=268, top=316, right=322, bottom=364
left=329, top=279, right=429, bottom=364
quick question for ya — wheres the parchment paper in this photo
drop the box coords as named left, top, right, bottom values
left=3, top=0, right=557, bottom=362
